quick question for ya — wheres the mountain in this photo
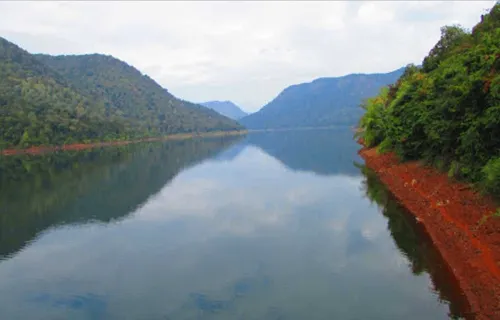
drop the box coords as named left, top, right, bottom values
left=200, top=100, right=248, bottom=120
left=36, top=54, right=243, bottom=136
left=240, top=67, right=405, bottom=129
left=0, top=36, right=243, bottom=149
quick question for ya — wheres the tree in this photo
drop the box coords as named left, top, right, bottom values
left=422, top=25, right=469, bottom=72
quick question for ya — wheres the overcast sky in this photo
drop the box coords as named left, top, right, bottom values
left=0, top=1, right=495, bottom=112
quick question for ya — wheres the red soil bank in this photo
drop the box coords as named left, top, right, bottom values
left=0, top=131, right=246, bottom=156
left=359, top=146, right=500, bottom=320
left=1, top=140, right=144, bottom=156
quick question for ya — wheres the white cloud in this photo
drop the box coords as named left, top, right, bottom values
left=0, top=1, right=495, bottom=111
left=356, top=2, right=396, bottom=24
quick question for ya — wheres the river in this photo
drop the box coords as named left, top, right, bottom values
left=0, top=128, right=466, bottom=319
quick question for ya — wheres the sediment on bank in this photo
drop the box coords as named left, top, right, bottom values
left=359, top=146, right=500, bottom=320
left=0, top=130, right=247, bottom=156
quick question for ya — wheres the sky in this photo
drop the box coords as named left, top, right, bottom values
left=0, top=1, right=495, bottom=112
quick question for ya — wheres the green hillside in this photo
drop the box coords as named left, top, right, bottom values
left=358, top=3, right=500, bottom=195
left=36, top=54, right=243, bottom=135
left=0, top=37, right=127, bottom=148
left=0, top=37, right=243, bottom=149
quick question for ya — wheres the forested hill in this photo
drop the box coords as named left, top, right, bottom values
left=0, top=37, right=127, bottom=148
left=35, top=54, right=242, bottom=135
left=240, top=67, right=405, bottom=129
left=0, top=37, right=243, bottom=150
left=358, top=3, right=500, bottom=195
left=200, top=101, right=248, bottom=120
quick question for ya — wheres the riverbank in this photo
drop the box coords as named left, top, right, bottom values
left=0, top=130, right=247, bottom=156
left=359, top=145, right=500, bottom=319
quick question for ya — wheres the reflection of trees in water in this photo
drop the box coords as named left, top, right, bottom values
left=0, top=136, right=243, bottom=260
left=356, top=162, right=472, bottom=320
left=246, top=128, right=362, bottom=176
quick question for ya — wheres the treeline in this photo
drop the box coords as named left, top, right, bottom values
left=357, top=3, right=500, bottom=195
left=0, top=37, right=243, bottom=149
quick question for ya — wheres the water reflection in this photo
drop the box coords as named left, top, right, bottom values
left=0, top=129, right=463, bottom=319
left=0, top=136, right=244, bottom=260
left=216, top=128, right=362, bottom=176
left=357, top=162, right=471, bottom=319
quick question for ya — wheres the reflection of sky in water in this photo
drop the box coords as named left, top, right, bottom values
left=0, top=142, right=450, bottom=319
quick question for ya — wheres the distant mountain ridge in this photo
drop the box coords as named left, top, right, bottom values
left=240, top=67, right=405, bottom=129
left=200, top=100, right=248, bottom=120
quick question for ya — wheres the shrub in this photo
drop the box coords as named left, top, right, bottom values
left=482, top=157, right=500, bottom=194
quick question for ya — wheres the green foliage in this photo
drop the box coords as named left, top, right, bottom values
left=422, top=25, right=469, bottom=73
left=482, top=157, right=500, bottom=193
left=0, top=37, right=128, bottom=148
left=0, top=37, right=243, bottom=149
left=377, top=138, right=393, bottom=154
left=36, top=54, right=243, bottom=135
left=358, top=3, right=500, bottom=196
left=358, top=87, right=390, bottom=147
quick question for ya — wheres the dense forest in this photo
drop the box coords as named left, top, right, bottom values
left=357, top=3, right=500, bottom=195
left=36, top=54, right=243, bottom=135
left=0, top=37, right=243, bottom=149
left=240, top=67, right=404, bottom=129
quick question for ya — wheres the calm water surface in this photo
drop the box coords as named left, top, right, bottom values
left=0, top=129, right=466, bottom=319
